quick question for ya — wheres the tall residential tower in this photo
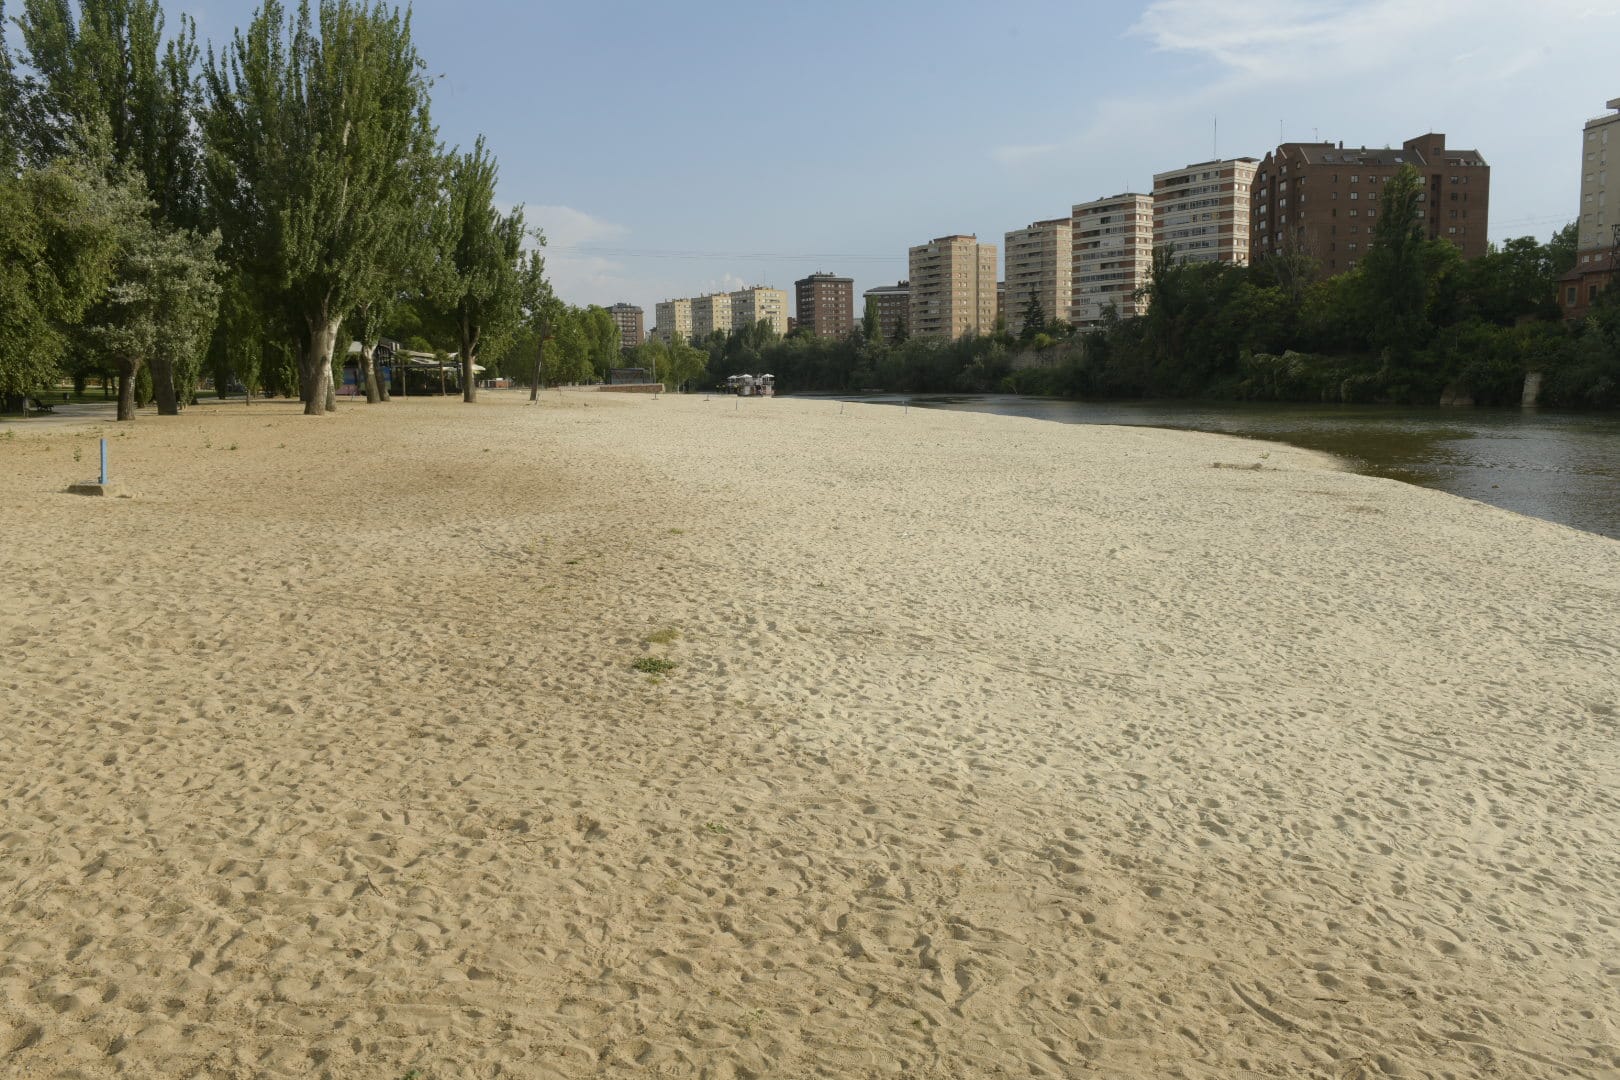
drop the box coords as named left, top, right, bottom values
left=794, top=273, right=855, bottom=338
left=908, top=235, right=997, bottom=340
left=1004, top=218, right=1072, bottom=334
left=1070, top=194, right=1153, bottom=326
left=1152, top=158, right=1258, bottom=266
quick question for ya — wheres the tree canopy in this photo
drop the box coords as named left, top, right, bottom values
left=203, top=0, right=434, bottom=414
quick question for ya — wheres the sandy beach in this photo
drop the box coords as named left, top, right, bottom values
left=1, top=391, right=1616, bottom=1079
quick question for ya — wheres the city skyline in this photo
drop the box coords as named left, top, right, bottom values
left=175, top=0, right=1620, bottom=319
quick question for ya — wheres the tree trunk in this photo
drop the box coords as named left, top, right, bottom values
left=377, top=349, right=391, bottom=401
left=116, top=360, right=137, bottom=422
left=461, top=318, right=478, bottom=403
left=301, top=317, right=340, bottom=417
left=530, top=338, right=542, bottom=401
left=150, top=352, right=179, bottom=415
left=360, top=342, right=381, bottom=403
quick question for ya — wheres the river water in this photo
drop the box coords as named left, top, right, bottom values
left=850, top=395, right=1620, bottom=542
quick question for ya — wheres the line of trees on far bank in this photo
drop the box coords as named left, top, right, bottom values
left=643, top=168, right=1619, bottom=409
left=0, top=0, right=558, bottom=420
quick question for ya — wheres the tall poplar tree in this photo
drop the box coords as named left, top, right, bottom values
left=437, top=137, right=526, bottom=403
left=1361, top=164, right=1430, bottom=358
left=15, top=0, right=203, bottom=227
left=203, top=0, right=432, bottom=415
left=0, top=3, right=18, bottom=163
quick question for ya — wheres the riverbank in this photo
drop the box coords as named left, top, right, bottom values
left=832, top=392, right=1620, bottom=542
left=2, top=392, right=1616, bottom=1078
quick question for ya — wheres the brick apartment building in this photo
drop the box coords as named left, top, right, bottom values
left=794, top=273, right=855, bottom=338
left=862, top=281, right=910, bottom=343
left=607, top=303, right=643, bottom=352
left=1251, top=133, right=1490, bottom=277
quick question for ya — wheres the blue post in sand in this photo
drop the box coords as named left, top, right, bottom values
left=99, top=438, right=107, bottom=484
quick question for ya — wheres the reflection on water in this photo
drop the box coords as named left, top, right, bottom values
left=849, top=395, right=1620, bottom=542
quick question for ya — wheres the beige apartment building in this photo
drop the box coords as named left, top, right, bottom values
left=908, top=235, right=997, bottom=339
left=862, top=281, right=910, bottom=343
left=730, top=286, right=790, bottom=336
left=1070, top=193, right=1154, bottom=326
left=690, top=293, right=733, bottom=340
left=1153, top=158, right=1258, bottom=266
left=652, top=298, right=691, bottom=345
left=607, top=302, right=644, bottom=351
left=1004, top=218, right=1072, bottom=334
left=1579, top=98, right=1620, bottom=252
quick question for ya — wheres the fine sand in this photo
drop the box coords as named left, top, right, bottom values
left=1, top=392, right=1617, bottom=1079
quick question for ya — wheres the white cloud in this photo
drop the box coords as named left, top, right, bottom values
left=1128, top=0, right=1615, bottom=88
left=527, top=204, right=629, bottom=249
left=513, top=205, right=639, bottom=307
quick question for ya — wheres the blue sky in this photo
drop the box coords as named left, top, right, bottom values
left=182, top=0, right=1620, bottom=321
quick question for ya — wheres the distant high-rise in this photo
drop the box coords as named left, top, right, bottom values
left=1004, top=218, right=1072, bottom=334
left=908, top=235, right=997, bottom=340
left=1578, top=98, right=1619, bottom=252
left=862, top=281, right=910, bottom=343
left=730, top=286, right=790, bottom=336
left=607, top=303, right=644, bottom=352
left=653, top=298, right=691, bottom=344
left=1251, top=133, right=1490, bottom=277
left=690, top=293, right=733, bottom=340
left=1562, top=98, right=1620, bottom=319
left=1153, top=158, right=1258, bottom=266
left=1070, top=194, right=1153, bottom=326
left=794, top=273, right=855, bottom=338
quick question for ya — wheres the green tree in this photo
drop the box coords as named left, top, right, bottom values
left=16, top=0, right=203, bottom=227
left=1019, top=291, right=1046, bottom=342
left=435, top=136, right=526, bottom=403
left=582, top=304, right=620, bottom=379
left=77, top=175, right=220, bottom=420
left=1545, top=221, right=1579, bottom=279
left=203, top=0, right=433, bottom=415
left=0, top=155, right=121, bottom=403
left=861, top=296, right=879, bottom=343
left=0, top=2, right=18, bottom=164
left=1360, top=164, right=1430, bottom=358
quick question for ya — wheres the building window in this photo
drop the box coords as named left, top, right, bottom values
left=1567, top=286, right=1577, bottom=305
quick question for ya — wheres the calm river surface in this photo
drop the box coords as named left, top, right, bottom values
left=848, top=395, right=1620, bottom=542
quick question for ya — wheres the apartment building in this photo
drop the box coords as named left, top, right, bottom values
left=1004, top=218, right=1072, bottom=334
left=1070, top=194, right=1154, bottom=326
left=690, top=293, right=733, bottom=339
left=607, top=303, right=644, bottom=352
left=1251, top=133, right=1490, bottom=276
left=652, top=298, right=691, bottom=345
left=1153, top=158, right=1258, bottom=266
left=731, top=285, right=790, bottom=336
left=908, top=235, right=997, bottom=340
left=794, top=273, right=855, bottom=338
left=1578, top=97, right=1620, bottom=252
left=1562, top=98, right=1620, bottom=320
left=862, top=281, right=910, bottom=343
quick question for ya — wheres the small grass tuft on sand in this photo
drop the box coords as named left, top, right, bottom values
left=644, top=626, right=681, bottom=645
left=632, top=657, right=678, bottom=675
